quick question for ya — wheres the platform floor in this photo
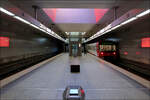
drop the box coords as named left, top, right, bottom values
left=0, top=53, right=150, bottom=100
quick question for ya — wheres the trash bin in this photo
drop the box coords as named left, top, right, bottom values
left=70, top=65, right=80, bottom=72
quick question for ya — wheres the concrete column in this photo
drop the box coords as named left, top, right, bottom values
left=78, top=33, right=82, bottom=56
left=69, top=33, right=72, bottom=56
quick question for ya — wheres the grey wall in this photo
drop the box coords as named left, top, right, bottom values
left=0, top=12, right=64, bottom=64
left=106, top=15, right=150, bottom=65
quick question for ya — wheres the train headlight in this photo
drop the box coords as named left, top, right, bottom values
left=100, top=52, right=104, bottom=55
left=113, top=52, right=116, bottom=55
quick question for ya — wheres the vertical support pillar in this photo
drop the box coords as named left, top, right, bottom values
left=32, top=5, right=39, bottom=20
left=78, top=32, right=82, bottom=56
left=69, top=33, right=72, bottom=56
left=113, top=6, right=118, bottom=21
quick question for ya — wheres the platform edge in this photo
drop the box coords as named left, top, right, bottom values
left=89, top=53, right=150, bottom=89
left=0, top=53, right=63, bottom=88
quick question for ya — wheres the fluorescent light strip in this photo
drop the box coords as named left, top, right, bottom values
left=14, top=16, right=30, bottom=24
left=85, top=9, right=150, bottom=43
left=40, top=28, right=46, bottom=33
left=121, top=17, right=137, bottom=25
left=136, top=9, right=150, bottom=17
left=111, top=24, right=121, bottom=30
left=105, top=29, right=112, bottom=33
left=0, top=7, right=15, bottom=16
left=47, top=28, right=51, bottom=33
left=29, top=23, right=39, bottom=29
left=0, top=7, right=65, bottom=42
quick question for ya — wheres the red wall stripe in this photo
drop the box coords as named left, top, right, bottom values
left=141, top=37, right=150, bottom=48
left=0, top=37, right=10, bottom=47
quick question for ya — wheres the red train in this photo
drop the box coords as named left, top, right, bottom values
left=87, top=41, right=118, bottom=60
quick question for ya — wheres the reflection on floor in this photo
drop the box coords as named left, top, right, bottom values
left=0, top=53, right=150, bottom=100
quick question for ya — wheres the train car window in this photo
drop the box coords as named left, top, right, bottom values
left=100, top=45, right=116, bottom=51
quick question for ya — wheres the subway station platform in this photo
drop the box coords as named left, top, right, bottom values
left=0, top=53, right=150, bottom=100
